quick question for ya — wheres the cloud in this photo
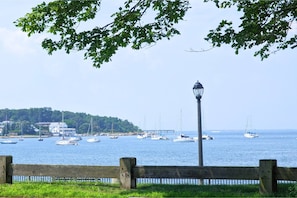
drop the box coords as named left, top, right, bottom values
left=0, top=28, right=39, bottom=56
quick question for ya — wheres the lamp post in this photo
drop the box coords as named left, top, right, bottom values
left=193, top=81, right=204, bottom=184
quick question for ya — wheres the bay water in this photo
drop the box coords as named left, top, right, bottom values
left=1, top=130, right=297, bottom=168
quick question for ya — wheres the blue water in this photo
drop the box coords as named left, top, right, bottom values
left=1, top=130, right=297, bottom=167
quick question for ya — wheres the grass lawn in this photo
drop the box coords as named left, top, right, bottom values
left=0, top=182, right=293, bottom=197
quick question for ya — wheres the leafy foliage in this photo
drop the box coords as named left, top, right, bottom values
left=15, top=0, right=297, bottom=66
left=205, top=0, right=297, bottom=59
left=15, top=0, right=190, bottom=68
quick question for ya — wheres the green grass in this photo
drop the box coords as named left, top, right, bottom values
left=0, top=182, right=293, bottom=197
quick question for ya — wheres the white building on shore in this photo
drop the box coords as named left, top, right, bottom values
left=49, top=122, right=76, bottom=137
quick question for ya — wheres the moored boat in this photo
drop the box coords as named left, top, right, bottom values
left=56, top=138, right=78, bottom=145
left=151, top=135, right=169, bottom=140
left=69, top=136, right=82, bottom=141
left=86, top=137, right=100, bottom=143
left=137, top=133, right=149, bottom=139
left=109, top=123, right=118, bottom=139
left=244, top=132, right=259, bottom=138
left=109, top=135, right=118, bottom=139
left=202, top=134, right=214, bottom=140
left=193, top=134, right=214, bottom=141
left=86, top=117, right=100, bottom=143
left=0, top=139, right=18, bottom=144
left=137, top=134, right=147, bottom=139
left=173, top=134, right=194, bottom=142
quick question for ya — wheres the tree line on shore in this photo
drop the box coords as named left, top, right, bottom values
left=0, top=107, right=141, bottom=136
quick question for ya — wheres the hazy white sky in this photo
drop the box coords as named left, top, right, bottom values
left=0, top=1, right=296, bottom=131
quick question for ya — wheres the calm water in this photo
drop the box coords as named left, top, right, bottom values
left=1, top=130, right=297, bottom=167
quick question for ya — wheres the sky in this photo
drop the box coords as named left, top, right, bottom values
left=0, top=1, right=296, bottom=131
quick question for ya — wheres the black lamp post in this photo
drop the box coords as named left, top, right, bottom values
left=193, top=81, right=204, bottom=184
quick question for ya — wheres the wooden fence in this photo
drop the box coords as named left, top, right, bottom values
left=1, top=156, right=297, bottom=195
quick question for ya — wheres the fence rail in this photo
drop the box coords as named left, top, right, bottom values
left=1, top=156, right=297, bottom=195
left=133, top=166, right=259, bottom=179
left=12, top=164, right=119, bottom=178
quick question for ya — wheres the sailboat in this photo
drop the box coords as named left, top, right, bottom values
left=151, top=130, right=169, bottom=140
left=0, top=139, right=18, bottom=144
left=19, top=123, right=24, bottom=141
left=109, top=123, right=118, bottom=139
left=243, top=118, right=259, bottom=138
left=173, top=110, right=194, bottom=143
left=38, top=124, right=43, bottom=141
left=87, top=117, right=100, bottom=143
left=56, top=112, right=78, bottom=145
left=56, top=137, right=78, bottom=145
left=56, top=127, right=79, bottom=145
left=1, top=120, right=18, bottom=144
left=173, top=134, right=194, bottom=142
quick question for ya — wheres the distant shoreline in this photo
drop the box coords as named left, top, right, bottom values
left=1, top=132, right=139, bottom=139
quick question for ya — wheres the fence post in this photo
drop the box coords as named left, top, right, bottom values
left=259, top=159, right=277, bottom=195
left=120, top=157, right=136, bottom=189
left=0, top=156, right=13, bottom=184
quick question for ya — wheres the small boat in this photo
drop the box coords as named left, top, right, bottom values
left=173, top=111, right=193, bottom=142
left=137, top=134, right=147, bottom=139
left=69, top=136, right=82, bottom=141
left=151, top=135, right=169, bottom=140
left=109, top=135, right=118, bottom=139
left=244, top=132, right=259, bottom=138
left=173, top=134, right=194, bottom=142
left=109, top=123, right=118, bottom=139
left=203, top=134, right=214, bottom=140
left=19, top=123, right=24, bottom=141
left=56, top=138, right=78, bottom=145
left=37, top=124, right=43, bottom=141
left=0, top=140, right=18, bottom=144
left=194, top=135, right=214, bottom=141
left=86, top=118, right=100, bottom=143
left=55, top=113, right=78, bottom=145
left=86, top=137, right=100, bottom=143
left=243, top=118, right=258, bottom=138
left=137, top=132, right=150, bottom=139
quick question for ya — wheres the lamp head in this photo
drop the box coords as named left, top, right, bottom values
left=193, top=81, right=204, bottom=100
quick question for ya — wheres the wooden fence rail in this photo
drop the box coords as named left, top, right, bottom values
left=12, top=164, right=119, bottom=178
left=1, top=156, right=296, bottom=195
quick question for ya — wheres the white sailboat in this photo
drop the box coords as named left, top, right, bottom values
left=55, top=112, right=78, bottom=145
left=243, top=118, right=259, bottom=138
left=1, top=119, right=18, bottom=144
left=173, top=134, right=194, bottom=142
left=193, top=134, right=214, bottom=141
left=56, top=138, right=78, bottom=145
left=151, top=135, right=169, bottom=140
left=69, top=135, right=82, bottom=141
left=173, top=110, right=194, bottom=142
left=38, top=124, right=43, bottom=141
left=86, top=137, right=100, bottom=143
left=19, top=123, right=24, bottom=141
left=244, top=132, right=259, bottom=138
left=56, top=128, right=79, bottom=145
left=0, top=139, right=18, bottom=144
left=109, top=123, right=118, bottom=139
left=151, top=130, right=169, bottom=140
left=87, top=117, right=100, bottom=143
left=137, top=133, right=148, bottom=139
